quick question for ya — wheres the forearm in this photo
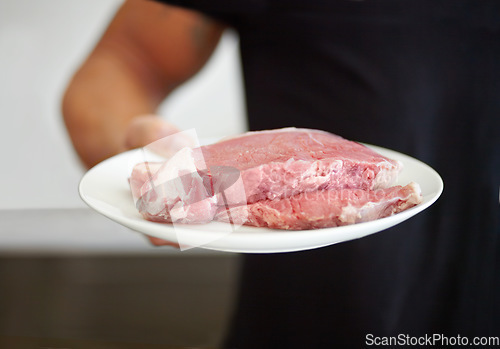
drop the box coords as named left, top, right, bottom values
left=62, top=46, right=169, bottom=168
left=62, top=1, right=226, bottom=168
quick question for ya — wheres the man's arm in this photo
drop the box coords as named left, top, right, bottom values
left=62, top=0, right=226, bottom=168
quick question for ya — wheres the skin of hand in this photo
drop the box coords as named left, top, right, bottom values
left=62, top=0, right=226, bottom=246
left=62, top=0, right=226, bottom=168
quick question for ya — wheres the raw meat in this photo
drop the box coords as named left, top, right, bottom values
left=133, top=147, right=217, bottom=224
left=201, top=128, right=402, bottom=203
left=215, top=182, right=422, bottom=230
left=130, top=128, right=422, bottom=229
left=129, top=162, right=162, bottom=200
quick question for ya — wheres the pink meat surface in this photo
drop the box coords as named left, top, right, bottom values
left=215, top=182, right=422, bottom=230
left=129, top=162, right=162, bottom=200
left=202, top=128, right=402, bottom=203
left=132, top=147, right=216, bottom=224
left=130, top=128, right=420, bottom=229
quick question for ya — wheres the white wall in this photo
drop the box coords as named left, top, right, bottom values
left=0, top=0, right=246, bottom=210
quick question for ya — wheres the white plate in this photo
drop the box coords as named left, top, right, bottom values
left=79, top=145, right=443, bottom=254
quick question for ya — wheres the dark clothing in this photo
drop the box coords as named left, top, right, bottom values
left=160, top=1, right=500, bottom=347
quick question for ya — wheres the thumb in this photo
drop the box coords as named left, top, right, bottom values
left=125, top=114, right=181, bottom=149
left=125, top=115, right=195, bottom=157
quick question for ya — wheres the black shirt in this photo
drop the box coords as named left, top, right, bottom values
left=158, top=1, right=500, bottom=347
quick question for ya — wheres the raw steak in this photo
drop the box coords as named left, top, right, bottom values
left=129, top=162, right=162, bottom=200
left=130, top=128, right=421, bottom=228
left=215, top=182, right=422, bottom=230
left=201, top=128, right=402, bottom=203
left=132, top=147, right=217, bottom=224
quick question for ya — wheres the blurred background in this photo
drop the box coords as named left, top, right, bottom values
left=0, top=0, right=246, bottom=347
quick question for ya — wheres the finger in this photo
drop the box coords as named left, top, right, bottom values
left=125, top=115, right=196, bottom=157
left=145, top=235, right=181, bottom=248
left=125, top=114, right=180, bottom=149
